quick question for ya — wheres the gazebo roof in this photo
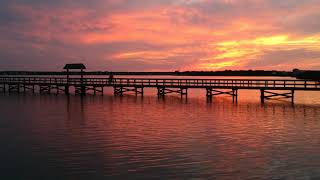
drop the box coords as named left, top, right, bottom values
left=63, top=63, right=86, bottom=70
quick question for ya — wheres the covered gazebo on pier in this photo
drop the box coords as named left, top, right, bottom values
left=63, top=63, right=86, bottom=81
left=63, top=63, right=87, bottom=95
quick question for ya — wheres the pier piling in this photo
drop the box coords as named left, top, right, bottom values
left=260, top=89, right=295, bottom=104
left=260, top=89, right=265, bottom=103
left=157, top=87, right=187, bottom=98
left=207, top=88, right=238, bottom=102
left=65, top=86, right=70, bottom=95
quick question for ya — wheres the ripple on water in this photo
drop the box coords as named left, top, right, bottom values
left=0, top=94, right=320, bottom=179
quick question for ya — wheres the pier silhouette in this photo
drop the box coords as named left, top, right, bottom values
left=1, top=76, right=320, bottom=104
left=1, top=64, right=320, bottom=104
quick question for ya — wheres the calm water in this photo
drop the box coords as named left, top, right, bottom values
left=1, top=76, right=320, bottom=179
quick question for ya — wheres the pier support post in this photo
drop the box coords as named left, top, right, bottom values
left=157, top=87, right=165, bottom=97
left=17, top=84, right=20, bottom=94
left=114, top=86, right=144, bottom=96
left=206, top=88, right=213, bottom=101
left=51, top=85, right=65, bottom=95
left=40, top=85, right=52, bottom=94
left=65, top=85, right=70, bottom=95
left=8, top=84, right=20, bottom=94
left=260, top=89, right=265, bottom=103
left=180, top=88, right=188, bottom=98
left=23, top=84, right=26, bottom=94
left=81, top=86, right=86, bottom=96
left=135, top=87, right=144, bottom=96
left=8, top=84, right=11, bottom=94
left=0, top=84, right=5, bottom=94
left=157, top=87, right=187, bottom=98
left=232, top=88, right=238, bottom=103
left=206, top=88, right=238, bottom=102
left=75, top=85, right=86, bottom=96
left=19, top=84, right=35, bottom=94
left=260, top=89, right=295, bottom=104
left=114, top=86, right=124, bottom=96
left=79, top=86, right=104, bottom=96
left=7, top=84, right=35, bottom=94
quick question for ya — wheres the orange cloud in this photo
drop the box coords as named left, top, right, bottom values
left=196, top=60, right=239, bottom=70
left=112, top=51, right=177, bottom=60
left=80, top=7, right=216, bottom=45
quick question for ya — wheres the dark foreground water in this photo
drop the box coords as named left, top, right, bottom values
left=1, top=89, right=320, bottom=179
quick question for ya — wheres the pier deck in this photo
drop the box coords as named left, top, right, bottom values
left=1, top=76, right=320, bottom=103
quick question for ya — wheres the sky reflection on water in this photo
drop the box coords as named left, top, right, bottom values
left=0, top=91, right=320, bottom=179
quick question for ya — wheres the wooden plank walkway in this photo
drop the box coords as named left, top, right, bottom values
left=1, top=76, right=320, bottom=103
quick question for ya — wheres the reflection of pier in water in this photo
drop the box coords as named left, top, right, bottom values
left=1, top=77, right=320, bottom=103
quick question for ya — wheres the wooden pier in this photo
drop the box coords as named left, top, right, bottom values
left=1, top=76, right=320, bottom=103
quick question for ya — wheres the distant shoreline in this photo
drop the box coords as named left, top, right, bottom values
left=0, top=70, right=319, bottom=80
left=0, top=70, right=291, bottom=76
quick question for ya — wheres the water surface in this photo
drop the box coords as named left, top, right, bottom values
left=1, top=78, right=320, bottom=179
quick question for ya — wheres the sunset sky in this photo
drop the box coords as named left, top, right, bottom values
left=0, top=0, right=320, bottom=71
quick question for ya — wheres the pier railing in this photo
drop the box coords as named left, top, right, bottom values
left=1, top=76, right=320, bottom=90
left=111, top=78, right=320, bottom=89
